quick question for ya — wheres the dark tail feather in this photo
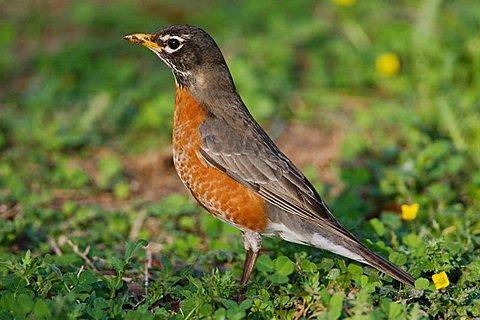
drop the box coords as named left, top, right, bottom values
left=358, top=245, right=415, bottom=286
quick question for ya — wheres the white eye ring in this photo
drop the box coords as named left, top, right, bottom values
left=164, top=36, right=184, bottom=53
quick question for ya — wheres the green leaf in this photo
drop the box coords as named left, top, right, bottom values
left=180, top=297, right=197, bottom=318
left=256, top=255, right=274, bottom=273
left=326, top=268, right=341, bottom=281
left=213, top=308, right=227, bottom=320
left=110, top=257, right=124, bottom=273
left=179, top=216, right=196, bottom=230
left=226, top=307, right=246, bottom=320
left=125, top=239, right=148, bottom=261
left=275, top=256, right=295, bottom=276
left=388, top=302, right=403, bottom=319
left=159, top=256, right=173, bottom=275
left=22, top=250, right=32, bottom=266
left=16, top=293, right=34, bottom=315
left=347, top=263, right=364, bottom=277
left=414, top=277, right=430, bottom=289
left=402, top=233, right=422, bottom=248
left=388, top=252, right=407, bottom=266
left=125, top=309, right=155, bottom=320
left=326, top=292, right=344, bottom=320
left=222, top=299, right=238, bottom=310
left=360, top=275, right=369, bottom=288
left=267, top=274, right=289, bottom=284
left=239, top=299, right=252, bottom=310
left=300, top=259, right=318, bottom=272
left=370, top=218, right=385, bottom=236
left=0, top=292, right=14, bottom=311
left=113, top=181, right=130, bottom=199
left=381, top=213, right=401, bottom=230
left=33, top=299, right=51, bottom=318
left=199, top=303, right=213, bottom=317
left=320, top=258, right=335, bottom=272
left=77, top=270, right=97, bottom=292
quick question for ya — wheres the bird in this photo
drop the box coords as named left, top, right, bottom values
left=124, top=25, right=415, bottom=286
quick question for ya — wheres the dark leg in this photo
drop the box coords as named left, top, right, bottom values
left=234, top=232, right=261, bottom=302
left=241, top=248, right=259, bottom=285
left=240, top=231, right=262, bottom=285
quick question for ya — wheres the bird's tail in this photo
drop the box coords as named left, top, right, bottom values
left=355, top=243, right=415, bottom=286
left=264, top=208, right=415, bottom=285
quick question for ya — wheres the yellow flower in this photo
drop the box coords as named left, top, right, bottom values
left=376, top=52, right=400, bottom=77
left=401, top=203, right=419, bottom=221
left=432, top=271, right=450, bottom=289
left=332, top=0, right=356, bottom=6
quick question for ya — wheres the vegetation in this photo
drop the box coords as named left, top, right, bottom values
left=1, top=0, right=480, bottom=318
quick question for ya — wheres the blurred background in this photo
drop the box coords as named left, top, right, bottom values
left=1, top=0, right=480, bottom=318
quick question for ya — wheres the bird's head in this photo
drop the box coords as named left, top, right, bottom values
left=124, top=25, right=232, bottom=90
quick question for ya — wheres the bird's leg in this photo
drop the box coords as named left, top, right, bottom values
left=241, top=231, right=262, bottom=285
left=241, top=249, right=259, bottom=285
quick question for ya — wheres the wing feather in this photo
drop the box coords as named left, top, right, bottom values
left=199, top=119, right=339, bottom=225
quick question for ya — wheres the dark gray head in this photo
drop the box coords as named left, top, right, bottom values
left=124, top=25, right=235, bottom=92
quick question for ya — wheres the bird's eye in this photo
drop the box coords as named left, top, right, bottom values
left=167, top=38, right=181, bottom=50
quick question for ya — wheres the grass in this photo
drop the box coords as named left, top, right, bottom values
left=1, top=0, right=480, bottom=318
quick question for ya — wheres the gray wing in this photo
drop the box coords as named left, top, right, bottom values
left=198, top=114, right=349, bottom=232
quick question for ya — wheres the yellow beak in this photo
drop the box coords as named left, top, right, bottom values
left=123, top=33, right=161, bottom=50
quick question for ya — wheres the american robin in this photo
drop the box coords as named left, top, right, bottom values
left=124, top=25, right=415, bottom=286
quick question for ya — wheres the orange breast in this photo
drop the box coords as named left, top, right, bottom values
left=172, top=86, right=268, bottom=232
